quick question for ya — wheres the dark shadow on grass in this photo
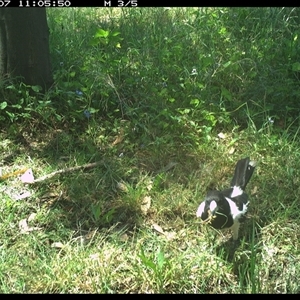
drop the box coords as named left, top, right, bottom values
left=214, top=217, right=265, bottom=262
left=1, top=114, right=206, bottom=248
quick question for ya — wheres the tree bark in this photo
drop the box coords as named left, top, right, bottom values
left=0, top=8, right=53, bottom=90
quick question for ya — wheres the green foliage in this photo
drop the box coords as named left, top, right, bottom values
left=138, top=246, right=171, bottom=293
left=2, top=7, right=300, bottom=139
left=0, top=81, right=61, bottom=123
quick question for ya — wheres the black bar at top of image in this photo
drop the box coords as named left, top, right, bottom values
left=3, top=0, right=204, bottom=8
left=3, top=2, right=293, bottom=7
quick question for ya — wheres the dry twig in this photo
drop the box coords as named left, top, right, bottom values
left=32, top=161, right=105, bottom=183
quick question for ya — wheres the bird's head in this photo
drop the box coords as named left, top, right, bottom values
left=197, top=190, right=232, bottom=229
left=196, top=191, right=223, bottom=221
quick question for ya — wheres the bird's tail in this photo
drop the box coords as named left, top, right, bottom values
left=230, top=157, right=256, bottom=191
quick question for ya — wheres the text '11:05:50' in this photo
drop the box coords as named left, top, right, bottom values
left=18, top=0, right=71, bottom=7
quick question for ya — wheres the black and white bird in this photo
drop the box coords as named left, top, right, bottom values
left=196, top=157, right=256, bottom=241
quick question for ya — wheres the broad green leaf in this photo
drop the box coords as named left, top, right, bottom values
left=88, top=107, right=99, bottom=114
left=157, top=249, right=165, bottom=269
left=0, top=102, right=7, bottom=110
left=94, top=29, right=109, bottom=38
left=31, top=85, right=42, bottom=92
left=112, top=31, right=121, bottom=37
left=190, top=98, right=200, bottom=107
left=223, top=61, right=231, bottom=68
left=138, top=248, right=156, bottom=271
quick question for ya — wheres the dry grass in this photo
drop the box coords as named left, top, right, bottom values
left=0, top=122, right=299, bottom=293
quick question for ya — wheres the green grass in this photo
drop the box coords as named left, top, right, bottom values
left=0, top=7, right=300, bottom=293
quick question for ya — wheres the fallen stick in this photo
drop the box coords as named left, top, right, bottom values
left=33, top=160, right=105, bottom=183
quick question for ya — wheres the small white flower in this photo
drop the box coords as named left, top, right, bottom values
left=191, top=68, right=198, bottom=75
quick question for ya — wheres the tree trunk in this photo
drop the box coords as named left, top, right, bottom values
left=0, top=8, right=53, bottom=90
